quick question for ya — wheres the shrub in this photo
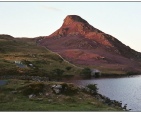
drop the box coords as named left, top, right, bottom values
left=61, top=83, right=78, bottom=95
left=50, top=69, right=65, bottom=81
left=80, top=67, right=91, bottom=79
left=62, top=74, right=74, bottom=79
left=65, top=66, right=72, bottom=71
left=126, top=71, right=138, bottom=75
left=0, top=67, right=19, bottom=76
left=19, top=83, right=44, bottom=95
left=22, top=60, right=31, bottom=66
left=86, top=84, right=98, bottom=95
left=64, top=97, right=77, bottom=103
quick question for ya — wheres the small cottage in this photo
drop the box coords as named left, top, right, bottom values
left=15, top=61, right=27, bottom=68
left=15, top=61, right=22, bottom=64
left=91, top=69, right=101, bottom=78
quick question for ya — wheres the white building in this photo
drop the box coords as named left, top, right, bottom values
left=91, top=69, right=101, bottom=78
left=15, top=61, right=22, bottom=64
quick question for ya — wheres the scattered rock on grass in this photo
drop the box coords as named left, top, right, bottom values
left=37, top=98, right=43, bottom=101
left=45, top=93, right=49, bottom=96
left=90, top=102, right=97, bottom=105
left=11, top=91, right=18, bottom=94
left=54, top=88, right=61, bottom=94
left=48, top=99, right=53, bottom=103
left=29, top=94, right=36, bottom=99
left=51, top=84, right=62, bottom=94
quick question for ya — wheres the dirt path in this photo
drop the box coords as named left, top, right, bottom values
left=44, top=46, right=83, bottom=69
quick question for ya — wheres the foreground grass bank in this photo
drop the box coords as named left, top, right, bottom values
left=0, top=79, right=123, bottom=111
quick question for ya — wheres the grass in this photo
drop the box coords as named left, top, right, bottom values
left=0, top=100, right=120, bottom=111
left=0, top=35, right=81, bottom=78
left=0, top=79, right=123, bottom=111
left=80, top=64, right=127, bottom=77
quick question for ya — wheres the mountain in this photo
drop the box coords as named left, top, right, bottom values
left=39, top=15, right=141, bottom=75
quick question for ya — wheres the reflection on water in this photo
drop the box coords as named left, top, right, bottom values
left=71, top=75, right=141, bottom=111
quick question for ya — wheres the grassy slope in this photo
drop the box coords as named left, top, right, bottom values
left=0, top=35, right=80, bottom=76
left=0, top=79, right=122, bottom=111
left=0, top=35, right=123, bottom=111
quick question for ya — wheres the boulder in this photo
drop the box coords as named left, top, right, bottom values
left=54, top=88, right=60, bottom=94
left=51, top=85, right=56, bottom=89
left=11, top=90, right=17, bottom=94
left=51, top=84, right=63, bottom=94
left=28, top=94, right=35, bottom=99
left=55, top=84, right=62, bottom=89
left=48, top=99, right=53, bottom=103
left=45, top=93, right=49, bottom=96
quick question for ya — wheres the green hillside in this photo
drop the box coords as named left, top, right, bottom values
left=0, top=35, right=80, bottom=79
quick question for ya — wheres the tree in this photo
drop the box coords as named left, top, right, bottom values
left=51, top=68, right=65, bottom=81
left=80, top=67, right=91, bottom=79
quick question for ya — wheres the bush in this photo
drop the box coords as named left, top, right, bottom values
left=65, top=66, right=72, bottom=71
left=64, top=97, right=77, bottom=103
left=0, top=67, right=19, bottom=76
left=62, top=74, right=74, bottom=79
left=86, top=84, right=98, bottom=95
left=22, top=60, right=31, bottom=66
left=50, top=69, right=65, bottom=81
left=19, top=83, right=44, bottom=95
left=61, top=83, right=78, bottom=95
left=126, top=71, right=138, bottom=75
left=80, top=67, right=91, bottom=79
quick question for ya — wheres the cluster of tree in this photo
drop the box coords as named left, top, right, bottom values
left=80, top=67, right=101, bottom=79
left=80, top=67, right=91, bottom=79
left=49, top=67, right=74, bottom=81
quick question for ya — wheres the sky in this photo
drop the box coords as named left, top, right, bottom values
left=0, top=2, right=141, bottom=52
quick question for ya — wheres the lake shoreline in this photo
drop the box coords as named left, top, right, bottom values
left=0, top=79, right=124, bottom=111
left=101, top=73, right=140, bottom=78
left=70, top=75, right=141, bottom=111
left=1, top=74, right=140, bottom=111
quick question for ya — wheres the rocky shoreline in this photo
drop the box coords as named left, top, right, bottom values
left=0, top=75, right=49, bottom=82
left=94, top=93, right=128, bottom=111
left=0, top=75, right=129, bottom=111
left=77, top=85, right=129, bottom=111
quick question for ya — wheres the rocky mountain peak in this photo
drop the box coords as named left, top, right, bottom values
left=63, top=15, right=88, bottom=25
left=39, top=15, right=141, bottom=74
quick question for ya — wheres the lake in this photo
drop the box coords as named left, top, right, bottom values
left=70, top=75, right=141, bottom=111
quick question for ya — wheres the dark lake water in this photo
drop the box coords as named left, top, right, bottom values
left=70, top=75, right=141, bottom=111
left=0, top=80, right=7, bottom=86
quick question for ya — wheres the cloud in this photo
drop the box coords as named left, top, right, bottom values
left=42, top=6, right=62, bottom=12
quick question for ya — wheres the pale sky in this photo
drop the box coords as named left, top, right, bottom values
left=0, top=2, right=141, bottom=52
